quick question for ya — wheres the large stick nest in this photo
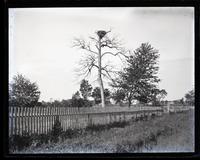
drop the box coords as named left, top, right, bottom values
left=97, top=30, right=107, bottom=39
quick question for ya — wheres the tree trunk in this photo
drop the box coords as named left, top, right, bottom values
left=128, top=96, right=132, bottom=108
left=98, top=37, right=105, bottom=108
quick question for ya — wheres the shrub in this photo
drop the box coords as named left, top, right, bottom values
left=50, top=115, right=63, bottom=143
left=36, top=133, right=50, bottom=146
left=60, top=128, right=79, bottom=140
left=9, top=131, right=32, bottom=152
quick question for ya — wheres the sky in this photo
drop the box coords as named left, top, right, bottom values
left=9, top=7, right=194, bottom=102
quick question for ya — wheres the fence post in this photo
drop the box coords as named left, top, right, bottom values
left=52, top=107, right=55, bottom=132
left=37, top=107, right=40, bottom=135
left=88, top=114, right=92, bottom=126
left=62, top=107, right=65, bottom=131
left=28, top=107, right=30, bottom=135
left=109, top=113, right=112, bottom=124
left=29, top=107, right=33, bottom=134
left=46, top=107, right=48, bottom=134
left=19, top=107, right=21, bottom=135
left=43, top=107, right=45, bottom=134
left=50, top=107, right=53, bottom=132
left=10, top=107, right=13, bottom=137
left=69, top=107, right=72, bottom=128
left=37, top=107, right=39, bottom=135
left=23, top=107, right=26, bottom=135
left=41, top=107, right=43, bottom=134
left=28, top=107, right=31, bottom=135
left=32, top=107, right=36, bottom=134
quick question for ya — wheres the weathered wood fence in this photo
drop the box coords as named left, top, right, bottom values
left=9, top=106, right=163, bottom=137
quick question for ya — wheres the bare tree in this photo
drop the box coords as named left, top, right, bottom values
left=73, top=30, right=127, bottom=108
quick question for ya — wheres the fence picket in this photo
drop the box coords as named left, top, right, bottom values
left=10, top=107, right=13, bottom=137
left=8, top=106, right=178, bottom=137
left=32, top=108, right=35, bottom=134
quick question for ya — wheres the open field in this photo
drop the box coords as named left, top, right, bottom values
left=14, top=109, right=194, bottom=153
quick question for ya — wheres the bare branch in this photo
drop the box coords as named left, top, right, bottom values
left=101, top=67, right=117, bottom=85
left=89, top=36, right=98, bottom=42
left=75, top=54, right=99, bottom=79
left=95, top=44, right=99, bottom=50
left=101, top=35, right=122, bottom=49
left=73, top=38, right=98, bottom=55
left=101, top=51, right=128, bottom=61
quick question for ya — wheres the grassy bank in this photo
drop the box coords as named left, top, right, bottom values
left=14, top=109, right=194, bottom=153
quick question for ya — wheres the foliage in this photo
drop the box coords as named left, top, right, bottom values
left=80, top=79, right=93, bottom=100
left=9, top=74, right=40, bottom=107
left=91, top=87, right=111, bottom=104
left=50, top=116, right=63, bottom=143
left=111, top=43, right=165, bottom=107
left=9, top=131, right=32, bottom=151
left=71, top=91, right=93, bottom=108
left=151, top=89, right=167, bottom=106
left=71, top=97, right=92, bottom=108
left=185, top=89, right=194, bottom=105
left=111, top=89, right=126, bottom=104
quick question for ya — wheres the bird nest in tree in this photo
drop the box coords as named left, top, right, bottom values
left=97, top=30, right=107, bottom=39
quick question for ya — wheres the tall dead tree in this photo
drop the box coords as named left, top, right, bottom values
left=73, top=30, right=127, bottom=108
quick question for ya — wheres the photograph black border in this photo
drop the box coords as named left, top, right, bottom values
left=3, top=0, right=200, bottom=159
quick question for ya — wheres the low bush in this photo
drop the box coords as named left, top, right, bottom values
left=36, top=133, right=50, bottom=146
left=50, top=115, right=63, bottom=143
left=9, top=131, right=32, bottom=152
left=85, top=121, right=130, bottom=133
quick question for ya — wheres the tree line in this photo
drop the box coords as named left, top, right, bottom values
left=9, top=73, right=194, bottom=108
left=9, top=30, right=195, bottom=108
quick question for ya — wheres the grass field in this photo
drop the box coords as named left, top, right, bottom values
left=15, top=109, right=194, bottom=153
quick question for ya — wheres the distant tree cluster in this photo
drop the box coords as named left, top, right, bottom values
left=91, top=87, right=111, bottom=105
left=71, top=79, right=111, bottom=108
left=184, top=89, right=194, bottom=106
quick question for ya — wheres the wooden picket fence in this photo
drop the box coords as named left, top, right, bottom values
left=9, top=106, right=163, bottom=137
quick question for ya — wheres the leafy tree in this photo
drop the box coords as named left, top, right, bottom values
left=72, top=91, right=81, bottom=99
left=71, top=91, right=83, bottom=108
left=112, top=89, right=126, bottom=104
left=51, top=115, right=63, bottom=143
left=104, top=88, right=111, bottom=98
left=179, top=98, right=185, bottom=105
left=73, top=30, right=127, bottom=107
left=71, top=91, right=92, bottom=108
left=79, top=79, right=92, bottom=100
left=112, top=43, right=164, bottom=107
left=91, top=87, right=101, bottom=104
left=91, top=87, right=111, bottom=104
left=9, top=74, right=40, bottom=107
left=60, top=99, right=71, bottom=108
left=185, top=89, right=194, bottom=105
left=151, top=89, right=167, bottom=106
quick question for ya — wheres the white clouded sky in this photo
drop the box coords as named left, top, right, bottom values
left=9, top=7, right=194, bottom=101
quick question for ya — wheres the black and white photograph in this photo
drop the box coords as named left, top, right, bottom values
left=8, top=7, right=195, bottom=154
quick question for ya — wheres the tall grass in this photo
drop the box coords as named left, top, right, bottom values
left=12, top=110, right=194, bottom=153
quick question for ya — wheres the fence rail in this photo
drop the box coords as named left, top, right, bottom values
left=10, top=105, right=194, bottom=137
left=9, top=106, right=164, bottom=137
